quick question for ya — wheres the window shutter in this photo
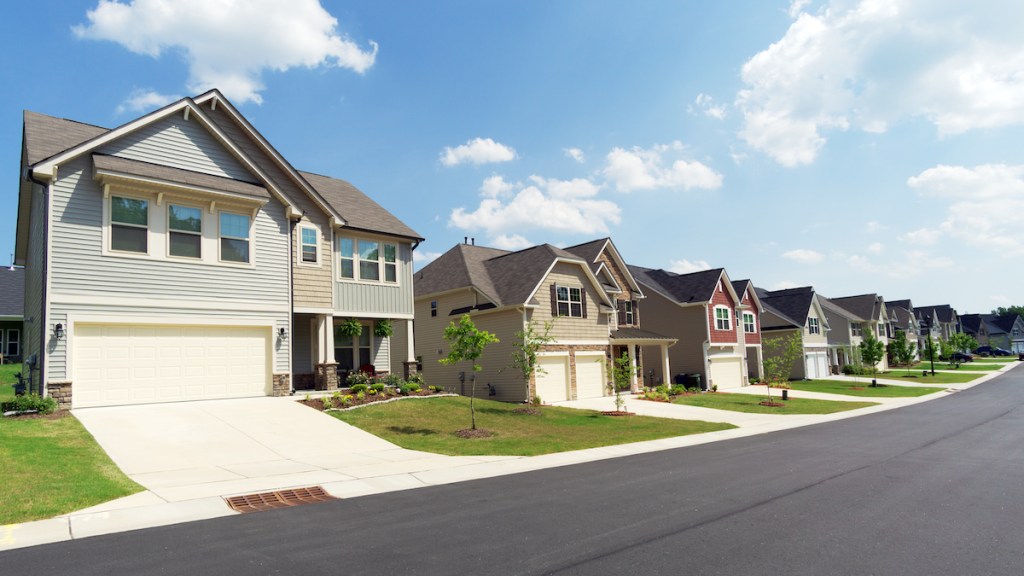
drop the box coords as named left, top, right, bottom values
left=551, top=284, right=558, bottom=316
left=632, top=300, right=639, bottom=325
left=617, top=301, right=625, bottom=325
left=581, top=289, right=588, bottom=318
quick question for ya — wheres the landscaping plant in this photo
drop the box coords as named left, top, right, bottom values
left=761, top=332, right=803, bottom=403
left=507, top=319, right=556, bottom=406
left=858, top=331, right=886, bottom=384
left=606, top=351, right=636, bottom=413
left=439, top=314, right=499, bottom=431
left=887, top=330, right=917, bottom=373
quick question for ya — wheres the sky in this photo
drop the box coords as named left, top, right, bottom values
left=1, top=0, right=1022, bottom=315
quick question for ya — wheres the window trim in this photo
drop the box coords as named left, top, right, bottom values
left=808, top=317, right=820, bottom=335
left=297, top=224, right=321, bottom=267
left=166, top=201, right=204, bottom=260
left=108, top=193, right=151, bottom=256
left=623, top=300, right=634, bottom=325
left=5, top=329, right=19, bottom=357
left=336, top=234, right=400, bottom=285
left=714, top=306, right=731, bottom=331
left=743, top=312, right=756, bottom=334
left=218, top=210, right=252, bottom=265
left=555, top=285, right=584, bottom=318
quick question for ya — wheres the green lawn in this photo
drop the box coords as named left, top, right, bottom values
left=0, top=363, right=21, bottom=402
left=331, top=396, right=735, bottom=456
left=0, top=414, right=141, bottom=524
left=789, top=380, right=945, bottom=398
left=908, top=362, right=1001, bottom=371
left=884, top=371, right=983, bottom=384
left=672, top=392, right=877, bottom=414
left=973, top=357, right=1018, bottom=363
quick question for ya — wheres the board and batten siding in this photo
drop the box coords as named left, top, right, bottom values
left=532, top=262, right=609, bottom=342
left=202, top=103, right=333, bottom=309
left=100, top=115, right=254, bottom=182
left=335, top=241, right=415, bottom=317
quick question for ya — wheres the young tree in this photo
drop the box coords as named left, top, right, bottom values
left=859, top=331, right=886, bottom=383
left=947, top=333, right=979, bottom=367
left=607, top=351, right=636, bottom=413
left=507, top=320, right=555, bottom=402
left=992, top=305, right=1024, bottom=316
left=923, top=335, right=938, bottom=362
left=440, top=314, right=499, bottom=431
left=938, top=338, right=954, bottom=361
left=761, top=332, right=804, bottom=401
left=887, top=330, right=917, bottom=372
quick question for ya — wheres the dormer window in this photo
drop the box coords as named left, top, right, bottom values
left=555, top=285, right=584, bottom=318
left=743, top=312, right=756, bottom=334
left=714, top=306, right=731, bottom=330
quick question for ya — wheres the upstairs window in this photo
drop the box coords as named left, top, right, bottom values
left=339, top=238, right=354, bottom=278
left=110, top=196, right=148, bottom=253
left=300, top=226, right=318, bottom=263
left=168, top=204, right=202, bottom=259
left=359, top=240, right=380, bottom=281
left=808, top=317, right=820, bottom=335
left=337, top=236, right=399, bottom=284
left=852, top=324, right=862, bottom=337
left=384, top=244, right=397, bottom=282
left=877, top=323, right=885, bottom=337
left=743, top=312, right=756, bottom=333
left=431, top=301, right=437, bottom=317
left=624, top=301, right=634, bottom=325
left=714, top=306, right=731, bottom=331
left=219, top=212, right=250, bottom=263
left=556, top=285, right=584, bottom=318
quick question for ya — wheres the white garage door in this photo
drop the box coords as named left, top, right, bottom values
left=709, top=356, right=744, bottom=390
left=535, top=355, right=569, bottom=403
left=575, top=353, right=607, bottom=399
left=73, top=324, right=270, bottom=408
left=804, top=351, right=828, bottom=379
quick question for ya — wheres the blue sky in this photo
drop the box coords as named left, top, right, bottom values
left=2, top=0, right=1022, bottom=315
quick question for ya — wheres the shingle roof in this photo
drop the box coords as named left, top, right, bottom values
left=829, top=294, right=881, bottom=322
left=610, top=327, right=676, bottom=342
left=989, top=313, right=1022, bottom=334
left=563, top=238, right=607, bottom=273
left=629, top=266, right=724, bottom=305
left=414, top=242, right=593, bottom=308
left=93, top=154, right=269, bottom=200
left=916, top=304, right=957, bottom=324
left=0, top=267, right=25, bottom=317
left=889, top=306, right=916, bottom=331
left=757, top=286, right=816, bottom=327
left=960, top=313, right=983, bottom=336
left=23, top=110, right=108, bottom=166
left=887, top=299, right=913, bottom=312
left=819, top=296, right=864, bottom=322
left=299, top=171, right=422, bottom=241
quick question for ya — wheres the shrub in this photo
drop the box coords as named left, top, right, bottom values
left=686, top=387, right=699, bottom=394
left=356, top=391, right=365, bottom=401
left=368, top=389, right=377, bottom=396
left=669, top=385, right=687, bottom=396
left=2, top=394, right=58, bottom=415
left=407, top=373, right=425, bottom=387
left=346, top=372, right=370, bottom=386
left=398, top=385, right=411, bottom=395
left=654, top=384, right=670, bottom=395
left=406, top=382, right=421, bottom=393
left=382, top=373, right=403, bottom=387
left=841, top=364, right=857, bottom=375
left=710, top=384, right=718, bottom=392
left=349, top=383, right=369, bottom=394
left=341, top=395, right=353, bottom=406
left=370, top=382, right=386, bottom=393
left=531, top=395, right=542, bottom=406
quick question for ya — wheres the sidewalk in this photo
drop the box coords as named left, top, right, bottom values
left=2, top=361, right=1019, bottom=552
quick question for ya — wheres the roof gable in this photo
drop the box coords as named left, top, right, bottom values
left=630, top=265, right=732, bottom=305
left=564, top=238, right=643, bottom=297
left=0, top=268, right=24, bottom=317
left=757, top=286, right=816, bottom=326
left=301, top=171, right=422, bottom=240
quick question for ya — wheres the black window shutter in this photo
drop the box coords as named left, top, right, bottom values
left=551, top=284, right=558, bottom=316
left=632, top=299, right=639, bottom=325
left=617, top=301, right=625, bottom=325
left=581, top=289, right=588, bottom=318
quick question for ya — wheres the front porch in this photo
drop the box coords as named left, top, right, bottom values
left=610, top=328, right=676, bottom=392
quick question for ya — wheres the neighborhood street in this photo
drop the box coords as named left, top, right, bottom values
left=4, top=367, right=1024, bottom=575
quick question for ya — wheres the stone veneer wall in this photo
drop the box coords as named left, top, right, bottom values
left=272, top=373, right=291, bottom=397
left=314, top=363, right=339, bottom=391
left=46, top=380, right=73, bottom=410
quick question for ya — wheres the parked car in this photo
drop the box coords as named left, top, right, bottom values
left=992, top=348, right=1012, bottom=356
left=950, top=352, right=975, bottom=363
left=974, top=346, right=992, bottom=356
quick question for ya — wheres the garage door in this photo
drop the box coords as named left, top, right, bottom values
left=575, top=353, right=607, bottom=399
left=804, top=351, right=828, bottom=379
left=708, top=356, right=744, bottom=390
left=73, top=324, right=270, bottom=408
left=535, top=355, right=569, bottom=403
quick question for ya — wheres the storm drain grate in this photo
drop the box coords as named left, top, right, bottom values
left=225, top=486, right=337, bottom=514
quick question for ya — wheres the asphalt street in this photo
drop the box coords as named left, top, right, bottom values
left=5, top=367, right=1024, bottom=575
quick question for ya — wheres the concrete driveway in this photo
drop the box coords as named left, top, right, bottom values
left=73, top=397, right=479, bottom=503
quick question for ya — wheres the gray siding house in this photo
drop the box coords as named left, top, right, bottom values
left=0, top=266, right=24, bottom=364
left=15, top=90, right=420, bottom=408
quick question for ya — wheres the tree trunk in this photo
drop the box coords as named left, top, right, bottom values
left=470, top=372, right=477, bottom=430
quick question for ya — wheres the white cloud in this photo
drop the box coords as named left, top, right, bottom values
left=412, top=250, right=443, bottom=270
left=479, top=175, right=514, bottom=199
left=772, top=280, right=800, bottom=290
left=908, top=163, right=1024, bottom=255
left=787, top=0, right=811, bottom=18
left=441, top=138, right=518, bottom=167
left=668, top=259, right=712, bottom=274
left=866, top=221, right=884, bottom=232
left=691, top=93, right=727, bottom=119
left=564, top=148, right=586, bottom=163
left=74, top=0, right=377, bottom=105
left=737, top=0, right=1024, bottom=166
left=899, top=228, right=940, bottom=246
left=115, top=88, right=180, bottom=114
left=781, top=248, right=824, bottom=264
left=449, top=176, right=620, bottom=238
left=490, top=234, right=533, bottom=251
left=602, top=142, right=723, bottom=193
left=867, top=242, right=884, bottom=254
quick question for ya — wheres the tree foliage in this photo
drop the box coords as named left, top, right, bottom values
left=606, top=351, right=636, bottom=412
left=887, top=330, right=917, bottom=369
left=992, top=305, right=1024, bottom=316
left=440, top=314, right=499, bottom=430
left=508, top=320, right=556, bottom=390
left=859, top=331, right=886, bottom=377
left=762, top=332, right=803, bottom=385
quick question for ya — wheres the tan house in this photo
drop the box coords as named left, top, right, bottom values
left=413, top=238, right=673, bottom=403
left=829, top=294, right=890, bottom=372
left=756, top=286, right=831, bottom=380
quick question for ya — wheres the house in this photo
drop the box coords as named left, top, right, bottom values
left=15, top=91, right=421, bottom=409
left=731, top=279, right=765, bottom=381
left=962, top=313, right=1024, bottom=353
left=629, top=266, right=761, bottom=390
left=0, top=266, right=24, bottom=364
left=755, top=286, right=832, bottom=379
left=914, top=305, right=961, bottom=343
left=413, top=238, right=674, bottom=403
left=828, top=294, right=890, bottom=372
left=884, top=299, right=921, bottom=361
left=819, top=296, right=864, bottom=371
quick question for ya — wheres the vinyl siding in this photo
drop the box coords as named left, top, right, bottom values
left=389, top=319, right=411, bottom=375
left=763, top=328, right=807, bottom=379
left=292, top=313, right=314, bottom=374
left=639, top=289, right=709, bottom=384
left=23, top=183, right=46, bottom=388
left=372, top=331, right=390, bottom=372
left=201, top=103, right=334, bottom=308
left=334, top=240, right=415, bottom=316
left=533, top=263, right=609, bottom=341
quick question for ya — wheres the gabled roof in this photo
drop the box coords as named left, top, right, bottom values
left=730, top=279, right=763, bottom=312
left=989, top=313, right=1023, bottom=334
left=756, top=286, right=816, bottom=327
left=960, top=313, right=983, bottom=336
left=629, top=266, right=732, bottom=305
left=23, top=110, right=109, bottom=165
left=300, top=171, right=421, bottom=241
left=887, top=299, right=913, bottom=313
left=564, top=238, right=643, bottom=296
left=415, top=242, right=612, bottom=310
left=819, top=296, right=865, bottom=323
left=830, top=294, right=884, bottom=323
left=916, top=304, right=958, bottom=324
left=0, top=267, right=24, bottom=318
left=889, top=307, right=917, bottom=331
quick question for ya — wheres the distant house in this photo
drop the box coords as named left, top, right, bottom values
left=0, top=267, right=24, bottom=364
left=413, top=238, right=675, bottom=403
left=828, top=294, right=890, bottom=372
left=885, top=299, right=921, bottom=361
left=631, top=266, right=762, bottom=390
left=963, top=313, right=1024, bottom=353
left=756, top=286, right=831, bottom=379
left=914, top=305, right=961, bottom=344
left=819, top=296, right=864, bottom=371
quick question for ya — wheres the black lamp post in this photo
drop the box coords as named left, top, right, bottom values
left=921, top=319, right=935, bottom=376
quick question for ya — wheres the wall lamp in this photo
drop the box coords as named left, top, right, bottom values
left=53, top=323, right=64, bottom=341
left=278, top=327, right=288, bottom=341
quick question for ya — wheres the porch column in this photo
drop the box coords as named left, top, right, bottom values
left=628, top=345, right=639, bottom=392
left=403, top=319, right=419, bottom=379
left=314, top=314, right=339, bottom=391
left=660, top=343, right=671, bottom=388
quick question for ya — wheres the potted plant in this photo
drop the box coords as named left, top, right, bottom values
left=338, top=317, right=363, bottom=338
left=374, top=318, right=394, bottom=338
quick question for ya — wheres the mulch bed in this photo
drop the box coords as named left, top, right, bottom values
left=600, top=411, right=636, bottom=416
left=758, top=401, right=785, bottom=407
left=1, top=410, right=68, bottom=420
left=455, top=428, right=494, bottom=439
left=299, top=389, right=443, bottom=411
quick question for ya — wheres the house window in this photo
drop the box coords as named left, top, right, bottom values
left=110, top=196, right=148, bottom=253
left=877, top=324, right=885, bottom=337
left=852, top=324, right=862, bottom=337
left=556, top=286, right=583, bottom=318
left=431, top=301, right=437, bottom=317
left=624, top=301, right=634, bottom=325
left=337, top=236, right=399, bottom=284
left=300, top=226, right=318, bottom=263
left=339, top=238, right=354, bottom=278
left=743, top=312, right=756, bottom=334
left=808, top=317, right=820, bottom=335
left=334, top=324, right=372, bottom=372
left=168, top=204, right=202, bottom=259
left=384, top=244, right=397, bottom=283
left=714, top=306, right=731, bottom=331
left=5, top=329, right=19, bottom=357
left=219, top=211, right=250, bottom=263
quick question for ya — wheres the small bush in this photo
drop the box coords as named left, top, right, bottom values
left=406, top=382, right=421, bottom=393
left=368, top=389, right=377, bottom=396
left=687, top=387, right=699, bottom=394
left=669, top=385, right=687, bottom=396
left=398, top=385, right=411, bottom=395
left=356, top=391, right=366, bottom=401
left=532, top=395, right=542, bottom=406
left=841, top=364, right=856, bottom=375
left=655, top=384, right=670, bottom=395
left=2, top=394, right=58, bottom=415
left=349, top=383, right=369, bottom=394
left=711, top=384, right=718, bottom=392
left=341, top=395, right=353, bottom=406
left=370, top=382, right=386, bottom=393
left=382, top=374, right=403, bottom=387
left=346, top=372, right=370, bottom=386
left=407, top=373, right=425, bottom=387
